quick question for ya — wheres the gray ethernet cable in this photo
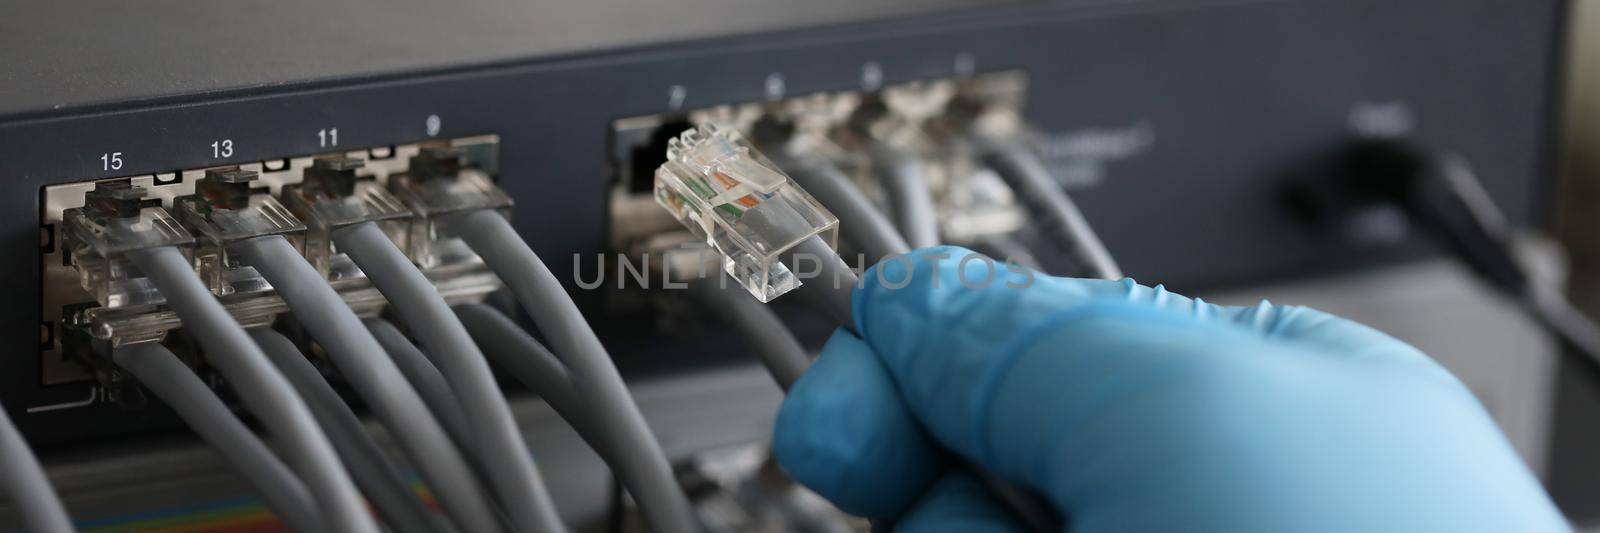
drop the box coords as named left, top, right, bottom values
left=454, top=213, right=703, bottom=533
left=870, top=144, right=941, bottom=249
left=251, top=328, right=446, bottom=533
left=0, top=402, right=72, bottom=533
left=943, top=95, right=1122, bottom=280
left=779, top=155, right=909, bottom=263
left=294, top=150, right=569, bottom=531
left=64, top=181, right=378, bottom=533
left=169, top=171, right=489, bottom=531
left=636, top=226, right=813, bottom=391
left=231, top=235, right=505, bottom=533
left=452, top=304, right=612, bottom=462
left=401, top=145, right=698, bottom=533
left=112, top=342, right=324, bottom=533
left=285, top=156, right=478, bottom=464
left=840, top=95, right=943, bottom=249
left=257, top=157, right=505, bottom=531
left=980, top=143, right=1121, bottom=280
left=687, top=274, right=812, bottom=390
left=654, top=125, right=1064, bottom=533
left=332, top=225, right=569, bottom=531
left=364, top=319, right=476, bottom=464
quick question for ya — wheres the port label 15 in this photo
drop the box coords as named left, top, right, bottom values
left=100, top=152, right=123, bottom=171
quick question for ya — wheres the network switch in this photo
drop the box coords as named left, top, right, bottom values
left=0, top=0, right=1566, bottom=528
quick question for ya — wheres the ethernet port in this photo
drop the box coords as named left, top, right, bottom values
left=609, top=115, right=695, bottom=249
left=630, top=118, right=692, bottom=194
left=611, top=115, right=693, bottom=194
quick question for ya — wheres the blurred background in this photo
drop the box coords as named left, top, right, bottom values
left=1550, top=0, right=1600, bottom=523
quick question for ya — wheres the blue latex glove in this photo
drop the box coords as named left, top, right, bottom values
left=773, top=246, right=1567, bottom=532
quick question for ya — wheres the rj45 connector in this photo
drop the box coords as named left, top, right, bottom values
left=389, top=147, right=512, bottom=271
left=283, top=157, right=413, bottom=283
left=174, top=168, right=308, bottom=297
left=654, top=124, right=838, bottom=302
left=63, top=181, right=195, bottom=308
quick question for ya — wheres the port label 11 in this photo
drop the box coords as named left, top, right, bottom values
left=318, top=127, right=339, bottom=148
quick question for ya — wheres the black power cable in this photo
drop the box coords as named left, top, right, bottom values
left=1339, top=139, right=1600, bottom=375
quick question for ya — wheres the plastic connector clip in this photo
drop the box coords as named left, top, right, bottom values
left=654, top=124, right=839, bottom=302
left=283, top=157, right=413, bottom=283
left=63, top=180, right=195, bottom=308
left=388, top=147, right=512, bottom=271
left=174, top=168, right=307, bottom=296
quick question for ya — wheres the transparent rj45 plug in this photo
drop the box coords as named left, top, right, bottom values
left=283, top=157, right=413, bottom=282
left=388, top=147, right=512, bottom=271
left=654, top=124, right=839, bottom=302
left=174, top=168, right=307, bottom=297
left=63, top=180, right=195, bottom=308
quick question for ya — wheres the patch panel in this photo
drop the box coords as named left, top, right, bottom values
left=39, top=136, right=501, bottom=387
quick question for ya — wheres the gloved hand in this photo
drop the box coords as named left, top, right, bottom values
left=772, top=246, right=1566, bottom=532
